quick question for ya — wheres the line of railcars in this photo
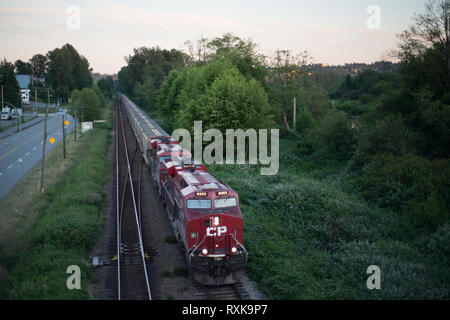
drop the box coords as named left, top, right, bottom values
left=118, top=93, right=247, bottom=285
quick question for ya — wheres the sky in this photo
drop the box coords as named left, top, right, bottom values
left=0, top=0, right=428, bottom=74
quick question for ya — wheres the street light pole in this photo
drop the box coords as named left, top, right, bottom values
left=35, top=87, right=38, bottom=117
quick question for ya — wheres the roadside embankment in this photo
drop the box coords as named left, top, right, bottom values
left=0, top=106, right=112, bottom=299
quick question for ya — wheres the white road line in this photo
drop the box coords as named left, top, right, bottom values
left=7, top=164, right=13, bottom=170
left=25, top=152, right=30, bottom=156
left=0, top=172, right=3, bottom=176
left=33, top=146, right=37, bottom=150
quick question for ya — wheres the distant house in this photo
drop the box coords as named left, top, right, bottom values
left=15, top=74, right=31, bottom=105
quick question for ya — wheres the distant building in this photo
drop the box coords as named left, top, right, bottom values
left=15, top=74, right=31, bottom=105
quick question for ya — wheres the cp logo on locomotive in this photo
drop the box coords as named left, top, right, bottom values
left=206, top=226, right=227, bottom=237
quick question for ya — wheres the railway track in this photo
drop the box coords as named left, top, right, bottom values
left=115, top=99, right=152, bottom=300
left=194, top=283, right=248, bottom=300
left=101, top=96, right=251, bottom=300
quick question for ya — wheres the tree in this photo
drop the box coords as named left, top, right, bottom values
left=29, top=54, right=47, bottom=79
left=105, top=75, right=115, bottom=93
left=46, top=44, right=93, bottom=101
left=177, top=68, right=273, bottom=132
left=121, top=46, right=188, bottom=106
left=158, top=59, right=273, bottom=133
left=396, top=0, right=450, bottom=93
left=71, top=88, right=101, bottom=121
left=265, top=49, right=314, bottom=125
left=97, top=78, right=112, bottom=99
left=184, top=37, right=210, bottom=63
left=14, top=60, right=32, bottom=74
left=0, top=59, right=21, bottom=107
left=207, top=33, right=267, bottom=85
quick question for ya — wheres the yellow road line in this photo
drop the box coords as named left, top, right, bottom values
left=0, top=122, right=60, bottom=160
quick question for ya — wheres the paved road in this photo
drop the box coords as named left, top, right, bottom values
left=0, top=113, right=38, bottom=129
left=0, top=115, right=44, bottom=140
left=0, top=112, right=75, bottom=200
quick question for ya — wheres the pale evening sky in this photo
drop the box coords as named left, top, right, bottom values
left=0, top=0, right=428, bottom=74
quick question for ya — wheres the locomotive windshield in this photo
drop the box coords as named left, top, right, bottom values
left=159, top=156, right=172, bottom=163
left=187, top=199, right=212, bottom=209
left=214, top=197, right=237, bottom=208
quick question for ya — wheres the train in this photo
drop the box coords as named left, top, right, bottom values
left=118, top=93, right=247, bottom=285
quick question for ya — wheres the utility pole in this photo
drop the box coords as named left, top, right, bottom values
left=71, top=104, right=87, bottom=140
left=62, top=113, right=66, bottom=159
left=293, top=97, right=297, bottom=130
left=74, top=107, right=77, bottom=141
left=39, top=89, right=50, bottom=192
left=35, top=87, right=38, bottom=116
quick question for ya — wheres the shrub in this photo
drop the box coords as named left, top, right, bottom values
left=355, top=153, right=449, bottom=231
left=71, top=88, right=102, bottom=121
left=306, top=110, right=356, bottom=161
left=352, top=115, right=418, bottom=167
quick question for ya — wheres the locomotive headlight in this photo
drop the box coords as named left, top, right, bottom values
left=231, top=247, right=238, bottom=253
left=202, top=248, right=208, bottom=255
left=213, top=216, right=220, bottom=226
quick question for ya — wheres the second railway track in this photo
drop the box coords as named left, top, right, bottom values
left=116, top=99, right=152, bottom=300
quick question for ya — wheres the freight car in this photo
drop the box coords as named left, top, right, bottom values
left=118, top=93, right=247, bottom=285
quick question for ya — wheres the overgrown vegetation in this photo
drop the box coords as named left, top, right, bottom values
left=207, top=138, right=449, bottom=299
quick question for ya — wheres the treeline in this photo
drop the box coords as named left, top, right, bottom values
left=1, top=43, right=114, bottom=121
left=1, top=44, right=93, bottom=104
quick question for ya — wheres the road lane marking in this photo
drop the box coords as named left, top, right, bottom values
left=7, top=164, right=13, bottom=170
left=33, top=147, right=37, bottom=150
left=25, top=152, right=30, bottom=156
left=0, top=122, right=61, bottom=160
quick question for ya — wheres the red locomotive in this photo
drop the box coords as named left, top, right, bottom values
left=149, top=139, right=247, bottom=285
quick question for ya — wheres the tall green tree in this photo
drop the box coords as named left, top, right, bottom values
left=120, top=47, right=188, bottom=108
left=97, top=78, right=112, bottom=99
left=387, top=0, right=450, bottom=157
left=29, top=54, right=47, bottom=79
left=396, top=0, right=450, bottom=95
left=0, top=59, right=21, bottom=107
left=14, top=60, right=32, bottom=74
left=46, top=44, right=93, bottom=101
left=158, top=59, right=273, bottom=133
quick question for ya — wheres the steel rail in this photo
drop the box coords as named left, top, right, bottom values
left=115, top=98, right=121, bottom=300
left=117, top=101, right=152, bottom=300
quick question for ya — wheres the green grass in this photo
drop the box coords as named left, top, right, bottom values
left=206, top=137, right=450, bottom=299
left=0, top=106, right=112, bottom=299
